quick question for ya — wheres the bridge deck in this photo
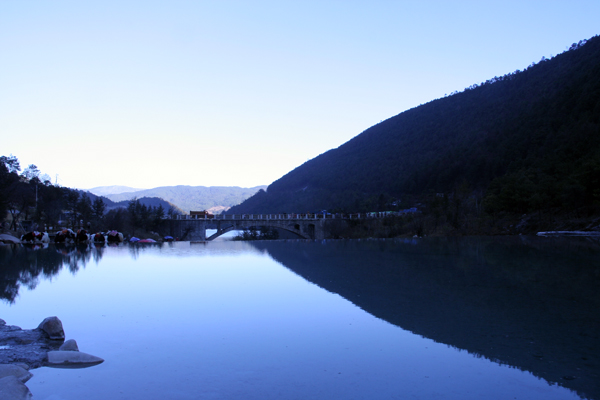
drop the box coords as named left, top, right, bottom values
left=176, top=212, right=396, bottom=221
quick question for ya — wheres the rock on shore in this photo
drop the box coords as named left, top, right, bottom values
left=0, top=375, right=32, bottom=400
left=46, top=351, right=104, bottom=368
left=37, top=317, right=65, bottom=341
left=0, top=318, right=60, bottom=369
left=0, top=364, right=32, bottom=383
left=0, top=317, right=103, bottom=397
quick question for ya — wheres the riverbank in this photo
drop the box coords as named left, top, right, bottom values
left=321, top=209, right=600, bottom=239
left=3, top=206, right=600, bottom=242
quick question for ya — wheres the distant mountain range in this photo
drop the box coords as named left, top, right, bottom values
left=229, top=35, right=600, bottom=216
left=87, top=185, right=147, bottom=196
left=78, top=190, right=181, bottom=214
left=87, top=185, right=267, bottom=214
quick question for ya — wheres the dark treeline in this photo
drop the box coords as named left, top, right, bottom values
left=125, top=197, right=181, bottom=237
left=0, top=155, right=106, bottom=231
left=0, top=155, right=180, bottom=236
left=229, top=36, right=600, bottom=234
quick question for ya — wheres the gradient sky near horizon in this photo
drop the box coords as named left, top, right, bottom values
left=2, top=1, right=599, bottom=190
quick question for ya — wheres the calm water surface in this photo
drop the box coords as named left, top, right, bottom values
left=0, top=237, right=598, bottom=400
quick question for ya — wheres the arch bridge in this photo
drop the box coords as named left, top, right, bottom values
left=171, top=213, right=387, bottom=241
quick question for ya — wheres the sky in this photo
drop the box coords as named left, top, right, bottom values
left=1, top=1, right=599, bottom=190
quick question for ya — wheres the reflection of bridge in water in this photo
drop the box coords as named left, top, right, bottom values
left=172, top=213, right=383, bottom=241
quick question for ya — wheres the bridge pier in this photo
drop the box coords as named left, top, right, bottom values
left=174, top=220, right=207, bottom=241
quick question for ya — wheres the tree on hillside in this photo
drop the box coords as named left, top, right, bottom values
left=6, top=179, right=36, bottom=230
left=64, top=190, right=80, bottom=227
left=0, top=158, right=21, bottom=226
left=140, top=203, right=151, bottom=230
left=152, top=204, right=165, bottom=232
left=77, top=194, right=94, bottom=226
left=127, top=198, right=141, bottom=235
left=35, top=185, right=67, bottom=228
left=0, top=155, right=20, bottom=174
left=21, top=164, right=40, bottom=181
left=104, top=208, right=127, bottom=233
left=92, top=197, right=106, bottom=223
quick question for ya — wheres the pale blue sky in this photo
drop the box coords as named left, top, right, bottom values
left=1, top=1, right=599, bottom=189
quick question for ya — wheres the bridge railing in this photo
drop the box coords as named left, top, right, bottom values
left=176, top=214, right=331, bottom=220
left=175, top=211, right=408, bottom=221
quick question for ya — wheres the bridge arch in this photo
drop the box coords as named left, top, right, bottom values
left=205, top=222, right=310, bottom=241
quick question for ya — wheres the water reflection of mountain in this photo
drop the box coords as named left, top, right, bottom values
left=0, top=244, right=106, bottom=303
left=252, top=237, right=600, bottom=400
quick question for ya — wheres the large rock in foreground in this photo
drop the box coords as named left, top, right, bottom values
left=0, top=375, right=32, bottom=400
left=0, top=319, right=61, bottom=369
left=37, top=316, right=65, bottom=340
left=0, top=317, right=104, bottom=399
left=1, top=317, right=104, bottom=370
left=0, top=364, right=32, bottom=383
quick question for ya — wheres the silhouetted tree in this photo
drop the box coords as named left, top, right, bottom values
left=92, top=197, right=106, bottom=222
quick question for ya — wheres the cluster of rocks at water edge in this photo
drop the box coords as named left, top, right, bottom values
left=0, top=316, right=103, bottom=399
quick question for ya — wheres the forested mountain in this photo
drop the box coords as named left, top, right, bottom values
left=229, top=36, right=600, bottom=218
left=99, top=185, right=266, bottom=214
left=80, top=190, right=181, bottom=214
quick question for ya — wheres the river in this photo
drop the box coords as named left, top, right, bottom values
left=0, top=236, right=598, bottom=399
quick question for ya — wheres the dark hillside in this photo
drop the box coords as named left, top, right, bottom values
left=229, top=36, right=600, bottom=218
